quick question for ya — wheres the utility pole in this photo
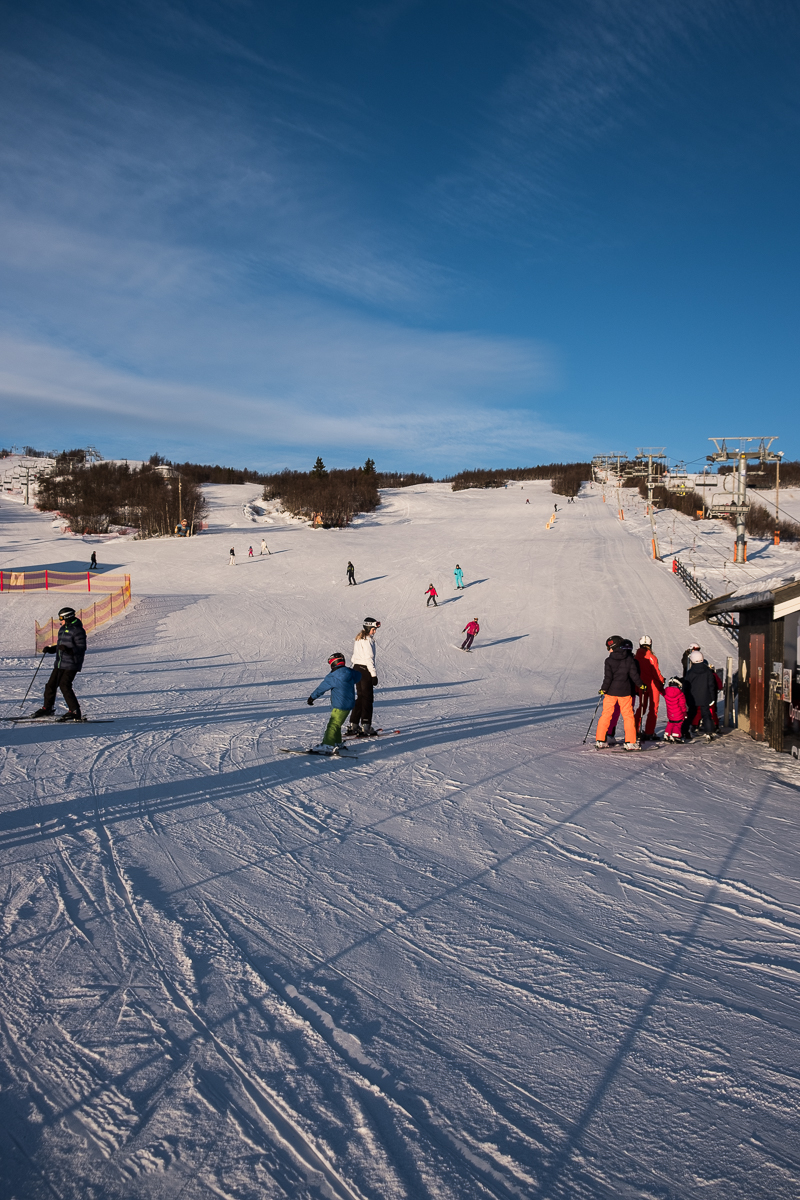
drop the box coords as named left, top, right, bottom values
left=632, top=447, right=666, bottom=557
left=706, top=437, right=783, bottom=563
left=775, top=457, right=780, bottom=544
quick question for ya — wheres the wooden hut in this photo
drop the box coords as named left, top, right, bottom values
left=690, top=578, right=800, bottom=756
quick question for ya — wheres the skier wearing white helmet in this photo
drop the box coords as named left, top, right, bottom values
left=347, top=618, right=381, bottom=737
left=635, top=636, right=665, bottom=741
left=683, top=650, right=719, bottom=740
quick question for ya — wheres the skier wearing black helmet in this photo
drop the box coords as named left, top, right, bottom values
left=31, top=606, right=87, bottom=721
left=347, top=618, right=381, bottom=736
left=595, top=635, right=645, bottom=750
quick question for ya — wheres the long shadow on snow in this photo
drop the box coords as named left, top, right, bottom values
left=0, top=698, right=594, bottom=854
left=530, top=784, right=770, bottom=1199
left=364, top=697, right=598, bottom=757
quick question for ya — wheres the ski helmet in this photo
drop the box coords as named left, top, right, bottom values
left=327, top=652, right=346, bottom=669
left=620, top=639, right=633, bottom=650
left=667, top=676, right=683, bottom=688
left=58, top=606, right=76, bottom=620
left=362, top=617, right=381, bottom=630
left=689, top=649, right=704, bottom=664
left=639, top=635, right=652, bottom=647
left=606, top=635, right=623, bottom=650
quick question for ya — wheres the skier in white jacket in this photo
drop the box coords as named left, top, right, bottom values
left=347, top=618, right=380, bottom=737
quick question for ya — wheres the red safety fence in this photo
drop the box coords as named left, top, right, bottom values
left=1, top=570, right=129, bottom=593
left=35, top=576, right=132, bottom=652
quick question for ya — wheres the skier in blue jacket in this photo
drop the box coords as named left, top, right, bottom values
left=454, top=564, right=464, bottom=589
left=306, top=653, right=362, bottom=755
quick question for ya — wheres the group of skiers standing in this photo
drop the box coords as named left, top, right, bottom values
left=306, top=617, right=381, bottom=755
left=596, top=634, right=723, bottom=751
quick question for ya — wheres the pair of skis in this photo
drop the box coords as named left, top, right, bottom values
left=280, top=728, right=399, bottom=759
left=2, top=715, right=115, bottom=725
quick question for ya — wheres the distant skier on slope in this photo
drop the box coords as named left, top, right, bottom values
left=89, top=551, right=99, bottom=571
left=248, top=546, right=253, bottom=557
left=306, top=653, right=361, bottom=755
left=454, top=564, right=464, bottom=589
left=425, top=584, right=438, bottom=607
left=31, top=606, right=87, bottom=722
left=260, top=538, right=270, bottom=555
left=663, top=677, right=688, bottom=742
left=683, top=651, right=719, bottom=741
left=347, top=617, right=381, bottom=737
left=347, top=561, right=356, bottom=585
left=229, top=547, right=236, bottom=566
left=595, top=635, right=646, bottom=751
left=635, top=636, right=665, bottom=741
left=461, top=618, right=479, bottom=651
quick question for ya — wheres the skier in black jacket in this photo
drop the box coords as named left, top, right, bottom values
left=682, top=650, right=718, bottom=739
left=31, top=607, right=87, bottom=721
left=596, top=635, right=645, bottom=750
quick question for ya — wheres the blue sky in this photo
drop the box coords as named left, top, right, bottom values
left=0, top=0, right=798, bottom=474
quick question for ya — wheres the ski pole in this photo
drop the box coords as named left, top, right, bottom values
left=18, top=652, right=47, bottom=712
left=582, top=696, right=603, bottom=744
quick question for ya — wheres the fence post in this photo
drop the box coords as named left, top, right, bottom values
left=0, top=570, right=3, bottom=592
left=87, top=571, right=91, bottom=593
left=45, top=569, right=48, bottom=591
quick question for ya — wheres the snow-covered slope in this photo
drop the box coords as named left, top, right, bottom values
left=1, top=482, right=798, bottom=1200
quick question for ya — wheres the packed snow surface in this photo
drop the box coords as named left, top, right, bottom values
left=1, top=481, right=799, bottom=1200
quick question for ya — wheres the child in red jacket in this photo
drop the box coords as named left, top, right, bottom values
left=663, top=677, right=688, bottom=742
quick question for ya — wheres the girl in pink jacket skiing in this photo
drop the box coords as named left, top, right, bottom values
left=461, top=619, right=479, bottom=651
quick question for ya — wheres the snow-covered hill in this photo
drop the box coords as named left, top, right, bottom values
left=1, top=481, right=798, bottom=1199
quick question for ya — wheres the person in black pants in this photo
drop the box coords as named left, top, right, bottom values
left=683, top=650, right=719, bottom=740
left=31, top=606, right=87, bottom=721
left=347, top=561, right=356, bottom=585
left=89, top=551, right=99, bottom=570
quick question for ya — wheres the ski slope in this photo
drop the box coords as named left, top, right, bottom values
left=1, top=481, right=799, bottom=1200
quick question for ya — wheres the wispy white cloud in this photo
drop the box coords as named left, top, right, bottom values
left=432, top=0, right=735, bottom=235
left=0, top=4, right=591, bottom=470
left=0, top=325, right=580, bottom=469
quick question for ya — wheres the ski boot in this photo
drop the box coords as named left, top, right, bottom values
left=29, top=707, right=54, bottom=719
left=344, top=724, right=360, bottom=738
left=623, top=741, right=642, bottom=752
left=361, top=723, right=379, bottom=737
left=56, top=711, right=83, bottom=723
left=595, top=740, right=610, bottom=749
left=309, top=743, right=338, bottom=756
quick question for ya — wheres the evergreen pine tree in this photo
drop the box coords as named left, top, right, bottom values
left=312, top=456, right=328, bottom=478
left=363, top=457, right=376, bottom=475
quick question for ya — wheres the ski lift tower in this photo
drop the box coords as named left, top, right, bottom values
left=706, top=437, right=782, bottom=563
left=592, top=454, right=628, bottom=509
left=635, top=447, right=667, bottom=558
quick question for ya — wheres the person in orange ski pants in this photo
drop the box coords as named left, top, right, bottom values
left=596, top=636, right=646, bottom=750
left=634, top=636, right=665, bottom=741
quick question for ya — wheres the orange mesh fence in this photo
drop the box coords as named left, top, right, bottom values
left=1, top=569, right=130, bottom=593
left=35, top=577, right=132, bottom=652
